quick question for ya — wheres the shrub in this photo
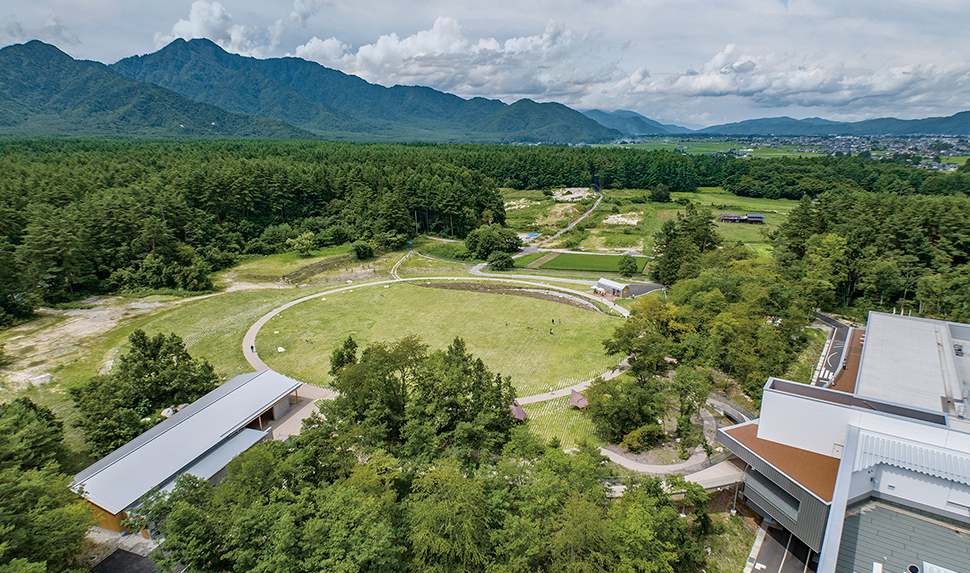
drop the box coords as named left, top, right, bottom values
left=622, top=423, right=665, bottom=453
left=351, top=241, right=374, bottom=260
left=487, top=251, right=514, bottom=270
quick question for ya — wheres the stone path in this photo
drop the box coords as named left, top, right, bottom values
left=270, top=384, right=336, bottom=438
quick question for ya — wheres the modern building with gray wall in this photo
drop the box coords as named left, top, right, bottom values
left=72, top=370, right=302, bottom=533
left=718, top=312, right=970, bottom=573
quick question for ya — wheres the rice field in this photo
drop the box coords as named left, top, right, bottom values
left=538, top=253, right=648, bottom=273
left=521, top=394, right=600, bottom=449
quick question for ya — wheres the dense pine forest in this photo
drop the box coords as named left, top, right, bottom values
left=2, top=138, right=969, bottom=329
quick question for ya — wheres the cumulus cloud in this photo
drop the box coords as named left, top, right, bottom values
left=598, top=44, right=970, bottom=121
left=1, top=14, right=80, bottom=47
left=292, top=17, right=616, bottom=102
left=148, top=4, right=969, bottom=125
left=154, top=0, right=283, bottom=57
left=290, top=0, right=335, bottom=26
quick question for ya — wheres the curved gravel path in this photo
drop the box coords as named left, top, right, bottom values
left=237, top=259, right=732, bottom=478
left=242, top=275, right=630, bottom=374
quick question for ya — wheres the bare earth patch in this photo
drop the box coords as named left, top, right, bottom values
left=0, top=276, right=295, bottom=394
left=504, top=198, right=541, bottom=210
left=602, top=212, right=643, bottom=225
left=552, top=187, right=595, bottom=202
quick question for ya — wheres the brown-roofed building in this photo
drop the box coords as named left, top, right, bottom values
left=568, top=390, right=589, bottom=409
left=510, top=400, right=528, bottom=421
left=717, top=311, right=970, bottom=573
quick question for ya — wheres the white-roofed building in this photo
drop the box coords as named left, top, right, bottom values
left=72, top=370, right=301, bottom=532
left=718, top=312, right=970, bottom=573
left=596, top=278, right=631, bottom=299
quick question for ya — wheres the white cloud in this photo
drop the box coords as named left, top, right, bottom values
left=292, top=17, right=615, bottom=101
left=115, top=0, right=969, bottom=125
left=154, top=0, right=283, bottom=57
left=1, top=14, right=80, bottom=47
left=602, top=44, right=970, bottom=121
left=290, top=0, right=335, bottom=26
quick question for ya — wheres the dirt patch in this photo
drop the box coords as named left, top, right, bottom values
left=0, top=276, right=297, bottom=394
left=708, top=488, right=762, bottom=532
left=505, top=198, right=541, bottom=211
left=552, top=187, right=595, bottom=202
left=0, top=299, right=174, bottom=392
left=418, top=282, right=601, bottom=312
left=526, top=252, right=559, bottom=269
left=602, top=212, right=643, bottom=225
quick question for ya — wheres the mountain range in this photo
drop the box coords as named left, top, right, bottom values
left=1, top=38, right=968, bottom=142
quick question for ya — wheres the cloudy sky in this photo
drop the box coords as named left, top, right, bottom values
left=2, top=0, right=968, bottom=127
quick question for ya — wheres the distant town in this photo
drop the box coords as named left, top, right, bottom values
left=619, top=134, right=968, bottom=171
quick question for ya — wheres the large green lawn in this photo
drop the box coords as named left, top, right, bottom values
left=229, top=246, right=352, bottom=279
left=140, top=289, right=329, bottom=382
left=257, top=282, right=622, bottom=396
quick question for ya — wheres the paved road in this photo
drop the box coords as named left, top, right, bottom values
left=813, top=311, right=849, bottom=386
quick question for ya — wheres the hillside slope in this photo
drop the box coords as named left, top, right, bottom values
left=111, top=38, right=621, bottom=144
left=0, top=41, right=317, bottom=139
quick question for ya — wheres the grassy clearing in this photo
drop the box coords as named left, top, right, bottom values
left=230, top=245, right=352, bottom=278
left=941, top=156, right=968, bottom=165
left=706, top=511, right=759, bottom=573
left=397, top=253, right=472, bottom=276
left=674, top=187, right=800, bottom=213
left=140, top=289, right=326, bottom=382
left=258, top=282, right=622, bottom=396
left=521, top=395, right=599, bottom=449
left=502, top=189, right=558, bottom=231
left=665, top=187, right=796, bottom=255
left=538, top=253, right=648, bottom=273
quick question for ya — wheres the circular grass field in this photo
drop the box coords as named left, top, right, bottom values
left=258, top=282, right=623, bottom=397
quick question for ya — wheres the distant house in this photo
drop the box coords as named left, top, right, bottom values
left=719, top=212, right=764, bottom=224
left=568, top=390, right=589, bottom=409
left=745, top=213, right=765, bottom=224
left=72, top=370, right=302, bottom=533
left=510, top=400, right=528, bottom=421
left=596, top=278, right=631, bottom=299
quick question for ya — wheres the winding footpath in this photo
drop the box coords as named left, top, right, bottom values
left=240, top=251, right=741, bottom=484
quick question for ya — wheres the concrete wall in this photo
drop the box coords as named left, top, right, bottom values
left=272, top=396, right=290, bottom=421
left=758, top=385, right=955, bottom=460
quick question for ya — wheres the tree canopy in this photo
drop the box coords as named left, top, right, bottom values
left=69, top=329, right=218, bottom=457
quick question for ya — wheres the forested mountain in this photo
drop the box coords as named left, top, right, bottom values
left=698, top=112, right=970, bottom=136
left=0, top=41, right=317, bottom=139
left=109, top=38, right=621, bottom=144
left=581, top=109, right=693, bottom=135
